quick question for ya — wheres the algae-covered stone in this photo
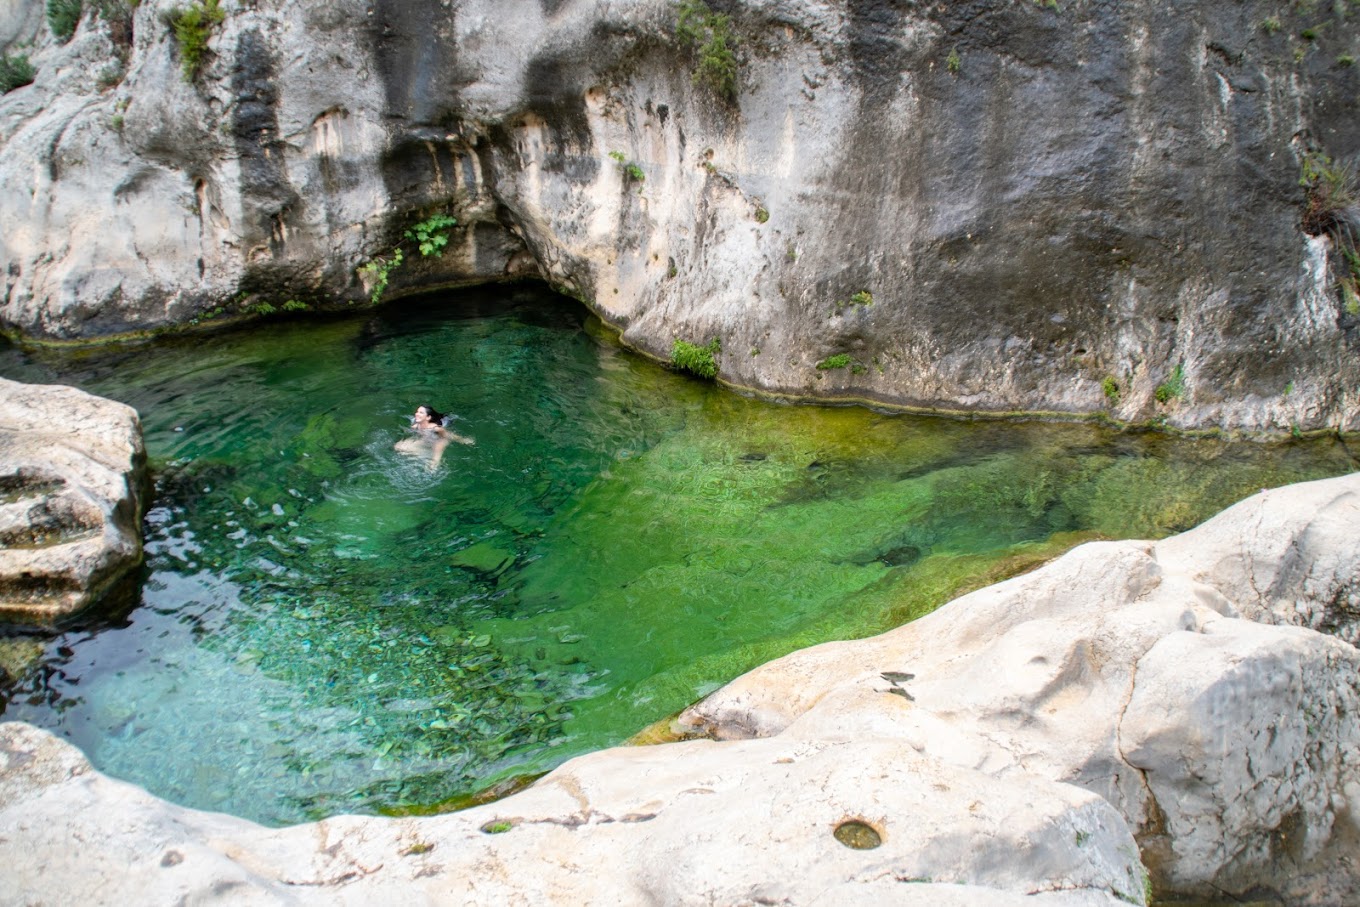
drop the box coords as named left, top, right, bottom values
left=451, top=542, right=516, bottom=577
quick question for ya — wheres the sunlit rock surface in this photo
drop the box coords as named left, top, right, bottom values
left=680, top=472, right=1360, bottom=903
left=0, top=378, right=146, bottom=626
left=2, top=474, right=1358, bottom=904
left=2, top=0, right=1359, bottom=432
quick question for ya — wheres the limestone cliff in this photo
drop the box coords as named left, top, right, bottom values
left=2, top=0, right=1359, bottom=432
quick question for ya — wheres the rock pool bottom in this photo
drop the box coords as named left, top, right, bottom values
left=0, top=285, right=1355, bottom=827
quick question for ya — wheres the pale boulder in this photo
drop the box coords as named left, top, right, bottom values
left=0, top=377, right=147, bottom=625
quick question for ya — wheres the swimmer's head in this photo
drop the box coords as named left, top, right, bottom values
left=413, top=405, right=445, bottom=428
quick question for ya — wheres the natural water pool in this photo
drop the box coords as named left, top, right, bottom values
left=1, top=284, right=1356, bottom=827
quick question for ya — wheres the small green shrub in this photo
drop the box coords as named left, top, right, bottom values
left=247, top=301, right=277, bottom=316
left=754, top=206, right=769, bottom=223
left=816, top=353, right=853, bottom=370
left=1262, top=16, right=1281, bottom=33
left=608, top=150, right=645, bottom=183
left=481, top=821, right=513, bottom=834
left=282, top=299, right=309, bottom=312
left=359, top=248, right=404, bottom=304
left=48, top=0, right=83, bottom=42
left=1101, top=376, right=1120, bottom=404
left=675, top=0, right=739, bottom=100
left=170, top=0, right=225, bottom=81
left=1339, top=54, right=1356, bottom=66
left=404, top=214, right=458, bottom=257
left=1154, top=364, right=1186, bottom=404
left=109, top=113, right=125, bottom=130
left=0, top=54, right=36, bottom=93
left=97, top=61, right=124, bottom=89
left=947, top=47, right=962, bottom=74
left=672, top=337, right=721, bottom=379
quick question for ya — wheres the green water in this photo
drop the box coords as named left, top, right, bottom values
left=0, top=285, right=1355, bottom=826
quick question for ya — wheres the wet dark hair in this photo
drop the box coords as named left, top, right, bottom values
left=416, top=405, right=446, bottom=427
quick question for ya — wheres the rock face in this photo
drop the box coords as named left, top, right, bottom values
left=2, top=0, right=1359, bottom=433
left=0, top=378, right=147, bottom=626
left=1, top=473, right=1357, bottom=904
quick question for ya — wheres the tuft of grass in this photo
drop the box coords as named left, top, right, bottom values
left=754, top=206, right=769, bottom=224
left=947, top=47, right=962, bottom=74
left=481, top=821, right=513, bottom=834
left=816, top=353, right=853, bottom=370
left=1154, top=364, right=1186, bottom=404
left=833, top=290, right=874, bottom=314
left=672, top=337, right=721, bottom=379
left=170, top=0, right=225, bottom=82
left=675, top=0, right=739, bottom=100
left=0, top=54, right=36, bottom=93
left=1300, top=151, right=1360, bottom=314
left=282, top=299, right=309, bottom=312
left=1339, top=54, right=1356, bottom=66
left=48, top=0, right=83, bottom=42
left=1101, top=376, right=1120, bottom=405
left=1262, top=16, right=1282, bottom=33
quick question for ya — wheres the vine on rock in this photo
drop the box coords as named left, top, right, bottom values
left=358, top=214, right=459, bottom=304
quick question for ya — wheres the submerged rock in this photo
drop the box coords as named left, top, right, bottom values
left=2, top=474, right=1357, bottom=903
left=0, top=378, right=147, bottom=626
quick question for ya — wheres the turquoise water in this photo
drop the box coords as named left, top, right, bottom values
left=0, top=284, right=1355, bottom=826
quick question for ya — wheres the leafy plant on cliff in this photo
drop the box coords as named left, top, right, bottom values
left=404, top=214, right=458, bottom=257
left=671, top=337, right=721, bottom=379
left=1101, top=376, right=1120, bottom=405
left=358, top=213, right=459, bottom=304
left=0, top=54, right=36, bottom=93
left=1154, top=364, right=1186, bottom=404
left=47, top=0, right=83, bottom=42
left=169, top=0, right=225, bottom=81
left=359, top=249, right=404, bottom=304
left=816, top=353, right=853, bottom=371
left=675, top=0, right=739, bottom=100
left=608, top=150, right=645, bottom=184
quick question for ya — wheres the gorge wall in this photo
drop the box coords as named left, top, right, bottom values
left=2, top=0, right=1359, bottom=432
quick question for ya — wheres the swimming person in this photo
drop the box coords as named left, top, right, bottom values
left=394, top=404, right=474, bottom=469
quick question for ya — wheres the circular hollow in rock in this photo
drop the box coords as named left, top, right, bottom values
left=833, top=819, right=882, bottom=849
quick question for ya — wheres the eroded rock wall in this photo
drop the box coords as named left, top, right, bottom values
left=2, top=0, right=1358, bottom=432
